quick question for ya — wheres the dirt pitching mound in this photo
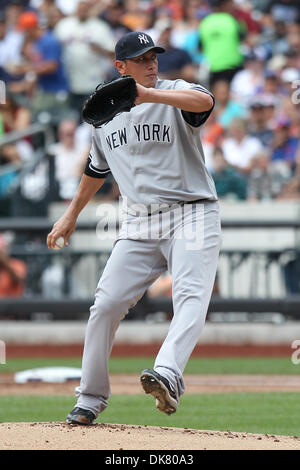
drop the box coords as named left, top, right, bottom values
left=1, top=423, right=300, bottom=450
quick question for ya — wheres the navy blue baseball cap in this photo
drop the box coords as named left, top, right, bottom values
left=115, top=32, right=165, bottom=61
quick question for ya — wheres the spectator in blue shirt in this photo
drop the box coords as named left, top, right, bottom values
left=33, top=28, right=68, bottom=94
left=17, top=11, right=68, bottom=93
left=10, top=11, right=70, bottom=122
left=272, top=117, right=300, bottom=172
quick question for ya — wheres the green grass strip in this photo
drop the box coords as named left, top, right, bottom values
left=0, top=393, right=299, bottom=437
left=1, top=357, right=299, bottom=375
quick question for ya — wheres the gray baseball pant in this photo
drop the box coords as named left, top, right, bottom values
left=75, top=201, right=222, bottom=417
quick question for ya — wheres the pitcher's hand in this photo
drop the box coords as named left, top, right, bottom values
left=47, top=215, right=77, bottom=250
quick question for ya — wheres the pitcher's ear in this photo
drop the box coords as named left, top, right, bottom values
left=115, top=60, right=127, bottom=74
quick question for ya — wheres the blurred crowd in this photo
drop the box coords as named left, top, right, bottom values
left=0, top=0, right=300, bottom=219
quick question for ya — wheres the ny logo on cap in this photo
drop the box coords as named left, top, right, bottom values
left=138, top=34, right=150, bottom=45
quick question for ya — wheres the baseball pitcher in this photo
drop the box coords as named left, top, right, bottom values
left=47, top=31, right=222, bottom=425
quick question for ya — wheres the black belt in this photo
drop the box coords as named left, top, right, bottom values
left=147, top=199, right=209, bottom=216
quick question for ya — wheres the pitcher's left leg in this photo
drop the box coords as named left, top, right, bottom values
left=154, top=202, right=222, bottom=400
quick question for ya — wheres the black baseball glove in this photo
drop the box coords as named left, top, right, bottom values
left=82, top=75, right=137, bottom=127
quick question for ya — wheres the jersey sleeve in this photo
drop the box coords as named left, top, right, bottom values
left=173, top=79, right=215, bottom=128
left=84, top=129, right=111, bottom=179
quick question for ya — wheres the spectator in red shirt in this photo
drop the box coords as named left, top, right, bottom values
left=0, top=234, right=27, bottom=298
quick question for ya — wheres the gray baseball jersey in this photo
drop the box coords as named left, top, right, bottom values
left=85, top=78, right=218, bottom=214
left=74, top=78, right=222, bottom=418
